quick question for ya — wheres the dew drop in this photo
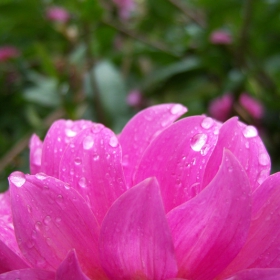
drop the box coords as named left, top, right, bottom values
left=171, top=104, right=184, bottom=115
left=27, top=205, right=32, bottom=213
left=46, top=237, right=52, bottom=246
left=64, top=184, right=70, bottom=190
left=257, top=169, right=268, bottom=185
left=78, top=177, right=87, bottom=188
left=56, top=194, right=64, bottom=203
left=35, top=173, right=48, bottom=180
left=37, top=258, right=47, bottom=268
left=243, top=125, right=258, bottom=138
left=74, top=157, right=82, bottom=165
left=55, top=217, right=61, bottom=224
left=83, top=135, right=94, bottom=150
left=201, top=117, right=214, bottom=129
left=35, top=221, right=42, bottom=231
left=109, top=136, right=118, bottom=147
left=200, top=144, right=210, bottom=156
left=92, top=124, right=103, bottom=133
left=93, top=154, right=100, bottom=161
left=259, top=153, right=270, bottom=166
left=43, top=216, right=51, bottom=225
left=190, top=133, right=207, bottom=152
left=10, top=172, right=26, bottom=188
left=65, top=128, right=77, bottom=137
left=245, top=141, right=250, bottom=149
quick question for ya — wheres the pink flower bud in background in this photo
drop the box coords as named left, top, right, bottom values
left=46, top=6, right=70, bottom=23
left=0, top=46, right=20, bottom=62
left=210, top=30, right=232, bottom=45
left=126, top=89, right=142, bottom=107
left=239, top=93, right=264, bottom=120
left=112, top=0, right=135, bottom=20
left=209, top=93, right=233, bottom=122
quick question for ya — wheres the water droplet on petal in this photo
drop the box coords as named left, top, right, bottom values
left=257, top=169, right=268, bottom=185
left=35, top=173, right=48, bottom=180
left=243, top=125, right=258, bottom=138
left=56, top=194, right=64, bottom=203
left=27, top=240, right=34, bottom=248
left=27, top=205, right=32, bottom=213
left=83, top=135, right=94, bottom=150
left=43, top=216, right=51, bottom=225
left=35, top=221, right=42, bottom=231
left=65, top=128, right=77, bottom=137
left=10, top=172, right=26, bottom=188
left=200, top=144, right=210, bottom=156
left=93, top=154, right=100, bottom=161
left=37, top=258, right=47, bottom=268
left=259, top=153, right=270, bottom=166
left=201, top=117, right=214, bottom=129
left=92, top=124, right=103, bottom=133
left=55, top=217, right=61, bottom=224
left=64, top=184, right=70, bottom=190
left=74, top=157, right=82, bottom=165
left=170, top=104, right=184, bottom=115
left=190, top=133, right=207, bottom=152
left=109, top=136, right=118, bottom=147
left=78, top=177, right=87, bottom=188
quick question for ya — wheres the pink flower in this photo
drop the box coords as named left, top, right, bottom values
left=239, top=93, right=264, bottom=119
left=126, top=89, right=142, bottom=107
left=0, top=46, right=20, bottom=62
left=1, top=103, right=279, bottom=279
left=210, top=30, right=232, bottom=45
left=209, top=93, right=234, bottom=122
left=112, top=0, right=135, bottom=20
left=46, top=6, right=70, bottom=23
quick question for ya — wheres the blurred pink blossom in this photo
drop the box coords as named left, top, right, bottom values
left=210, top=30, right=232, bottom=45
left=0, top=46, right=20, bottom=62
left=209, top=93, right=233, bottom=122
left=113, top=0, right=135, bottom=20
left=239, top=93, right=264, bottom=119
left=1, top=104, right=280, bottom=279
left=126, top=89, right=142, bottom=107
left=46, top=6, right=70, bottom=23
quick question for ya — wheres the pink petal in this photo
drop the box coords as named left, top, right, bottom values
left=40, top=120, right=94, bottom=178
left=56, top=250, right=90, bottom=280
left=0, top=268, right=55, bottom=280
left=0, top=191, right=29, bottom=273
left=59, top=126, right=127, bottom=224
left=134, top=115, right=221, bottom=212
left=118, top=103, right=187, bottom=187
left=9, top=171, right=105, bottom=279
left=99, top=177, right=177, bottom=280
left=202, top=117, right=270, bottom=191
left=167, top=150, right=251, bottom=280
left=29, top=134, right=43, bottom=175
left=225, top=268, right=280, bottom=280
left=219, top=172, right=280, bottom=278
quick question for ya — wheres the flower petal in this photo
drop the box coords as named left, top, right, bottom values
left=167, top=150, right=251, bottom=280
left=203, top=117, right=270, bottom=190
left=56, top=250, right=90, bottom=280
left=59, top=125, right=127, bottom=224
left=0, top=191, right=29, bottom=273
left=219, top=172, right=280, bottom=278
left=0, top=269, right=55, bottom=280
left=134, top=115, right=220, bottom=212
left=9, top=172, right=105, bottom=279
left=119, top=103, right=187, bottom=187
left=225, top=268, right=280, bottom=280
left=99, top=177, right=177, bottom=280
left=40, top=120, right=94, bottom=177
left=29, top=134, right=43, bottom=175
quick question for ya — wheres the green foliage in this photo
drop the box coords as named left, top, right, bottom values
left=1, top=0, right=280, bottom=191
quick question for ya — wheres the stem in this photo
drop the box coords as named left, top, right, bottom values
left=102, top=19, right=181, bottom=58
left=167, top=0, right=205, bottom=27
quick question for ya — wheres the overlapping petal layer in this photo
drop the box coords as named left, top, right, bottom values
left=99, top=177, right=177, bottom=280
left=134, top=115, right=221, bottom=212
left=9, top=172, right=105, bottom=278
left=167, top=150, right=251, bottom=280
